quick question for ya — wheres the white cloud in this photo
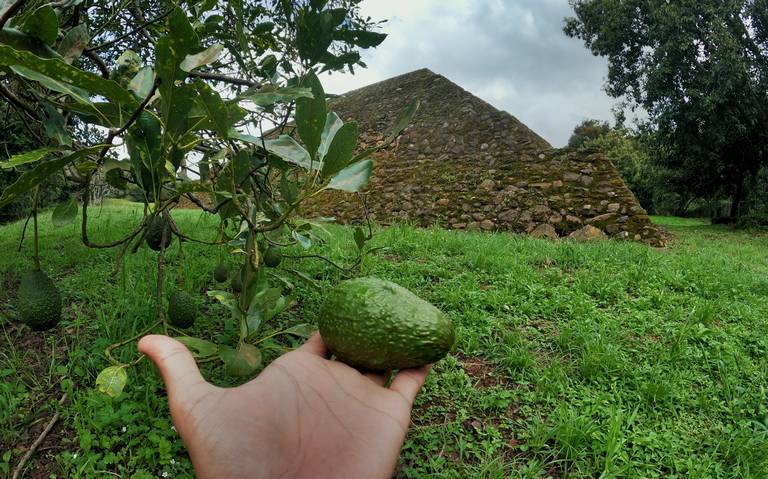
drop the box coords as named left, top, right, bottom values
left=321, top=0, right=617, bottom=147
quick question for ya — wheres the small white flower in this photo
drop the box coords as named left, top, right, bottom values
left=121, top=426, right=127, bottom=432
left=170, top=459, right=176, bottom=465
left=162, top=472, right=169, bottom=478
left=171, top=425, right=176, bottom=432
left=73, top=453, right=78, bottom=459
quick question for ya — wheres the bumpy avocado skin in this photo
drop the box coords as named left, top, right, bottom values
left=146, top=216, right=173, bottom=251
left=168, top=290, right=197, bottom=329
left=17, top=270, right=62, bottom=331
left=214, top=263, right=229, bottom=282
left=318, top=277, right=455, bottom=370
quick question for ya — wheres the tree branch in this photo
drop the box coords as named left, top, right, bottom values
left=0, top=82, right=41, bottom=121
left=188, top=71, right=260, bottom=87
left=83, top=50, right=110, bottom=79
left=97, top=78, right=160, bottom=163
left=85, top=8, right=174, bottom=53
left=0, top=0, right=26, bottom=29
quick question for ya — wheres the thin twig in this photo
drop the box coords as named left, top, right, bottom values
left=189, top=71, right=259, bottom=87
left=32, top=188, right=40, bottom=270
left=0, top=83, right=41, bottom=121
left=104, top=321, right=161, bottom=365
left=83, top=50, right=110, bottom=79
left=85, top=8, right=174, bottom=52
left=17, top=210, right=32, bottom=252
left=0, top=0, right=26, bottom=29
left=97, top=79, right=160, bottom=163
left=157, top=211, right=169, bottom=334
left=284, top=254, right=361, bottom=273
left=11, top=393, right=67, bottom=479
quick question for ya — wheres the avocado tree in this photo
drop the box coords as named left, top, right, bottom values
left=0, top=0, right=417, bottom=395
left=565, top=0, right=768, bottom=218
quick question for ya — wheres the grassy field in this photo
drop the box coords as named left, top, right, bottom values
left=1, top=201, right=767, bottom=478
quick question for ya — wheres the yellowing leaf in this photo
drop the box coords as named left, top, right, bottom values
left=96, top=366, right=128, bottom=398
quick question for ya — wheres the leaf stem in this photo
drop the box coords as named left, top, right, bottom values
left=32, top=187, right=40, bottom=270
left=104, top=320, right=161, bottom=366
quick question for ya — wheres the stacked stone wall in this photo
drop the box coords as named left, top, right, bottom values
left=300, top=69, right=664, bottom=245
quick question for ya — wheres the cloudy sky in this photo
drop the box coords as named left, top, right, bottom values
left=320, top=0, right=615, bottom=147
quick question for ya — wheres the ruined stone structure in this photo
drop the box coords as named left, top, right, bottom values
left=306, top=69, right=666, bottom=245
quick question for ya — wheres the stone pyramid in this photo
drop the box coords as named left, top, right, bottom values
left=303, top=68, right=665, bottom=246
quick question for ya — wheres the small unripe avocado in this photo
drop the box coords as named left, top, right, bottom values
left=146, top=215, right=173, bottom=251
left=168, top=290, right=197, bottom=329
left=17, top=270, right=62, bottom=331
left=214, top=263, right=229, bottom=282
left=318, top=277, right=455, bottom=370
left=263, top=247, right=282, bottom=268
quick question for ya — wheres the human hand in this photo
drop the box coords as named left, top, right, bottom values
left=138, top=332, right=430, bottom=479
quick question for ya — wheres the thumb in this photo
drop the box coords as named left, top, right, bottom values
left=139, top=334, right=210, bottom=401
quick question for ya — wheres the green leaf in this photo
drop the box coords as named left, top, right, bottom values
left=156, top=8, right=198, bottom=126
left=126, top=112, right=163, bottom=177
left=264, top=135, right=313, bottom=170
left=353, top=99, right=420, bottom=163
left=43, top=104, right=72, bottom=146
left=163, top=83, right=197, bottom=143
left=51, top=197, right=78, bottom=226
left=321, top=121, right=358, bottom=176
left=282, top=323, right=317, bottom=339
left=327, top=159, right=372, bottom=192
left=62, top=101, right=128, bottom=128
left=58, top=24, right=89, bottom=63
left=238, top=86, right=313, bottom=107
left=295, top=71, right=326, bottom=159
left=95, top=365, right=128, bottom=398
left=292, top=230, right=311, bottom=249
left=0, top=146, right=102, bottom=209
left=207, top=289, right=238, bottom=313
left=228, top=129, right=262, bottom=145
left=129, top=66, right=155, bottom=98
left=245, top=309, right=262, bottom=336
left=21, top=5, right=58, bottom=45
left=220, top=344, right=261, bottom=377
left=105, top=168, right=127, bottom=190
left=0, top=148, right=59, bottom=169
left=174, top=337, right=219, bottom=359
left=334, top=29, right=387, bottom=49
left=318, top=112, right=343, bottom=159
left=176, top=180, right=208, bottom=195
left=353, top=226, right=366, bottom=250
left=11, top=64, right=91, bottom=104
left=180, top=43, right=224, bottom=72
left=195, top=81, right=229, bottom=138
left=279, top=171, right=298, bottom=203
left=75, top=160, right=98, bottom=176
left=0, top=45, right=136, bottom=105
left=0, top=28, right=59, bottom=58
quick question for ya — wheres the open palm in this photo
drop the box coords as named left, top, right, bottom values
left=139, top=333, right=430, bottom=479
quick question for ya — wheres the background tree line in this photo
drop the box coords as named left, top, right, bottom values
left=566, top=0, right=768, bottom=225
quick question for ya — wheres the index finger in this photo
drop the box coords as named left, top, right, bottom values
left=297, top=331, right=329, bottom=357
left=389, top=365, right=431, bottom=405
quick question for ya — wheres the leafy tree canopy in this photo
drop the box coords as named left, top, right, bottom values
left=565, top=0, right=768, bottom=216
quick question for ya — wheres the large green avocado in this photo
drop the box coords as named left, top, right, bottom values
left=168, top=290, right=197, bottom=329
left=17, top=270, right=62, bottom=331
left=146, top=215, right=173, bottom=251
left=318, top=277, right=455, bottom=370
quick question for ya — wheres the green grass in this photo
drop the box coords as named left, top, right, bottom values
left=1, top=201, right=768, bottom=478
